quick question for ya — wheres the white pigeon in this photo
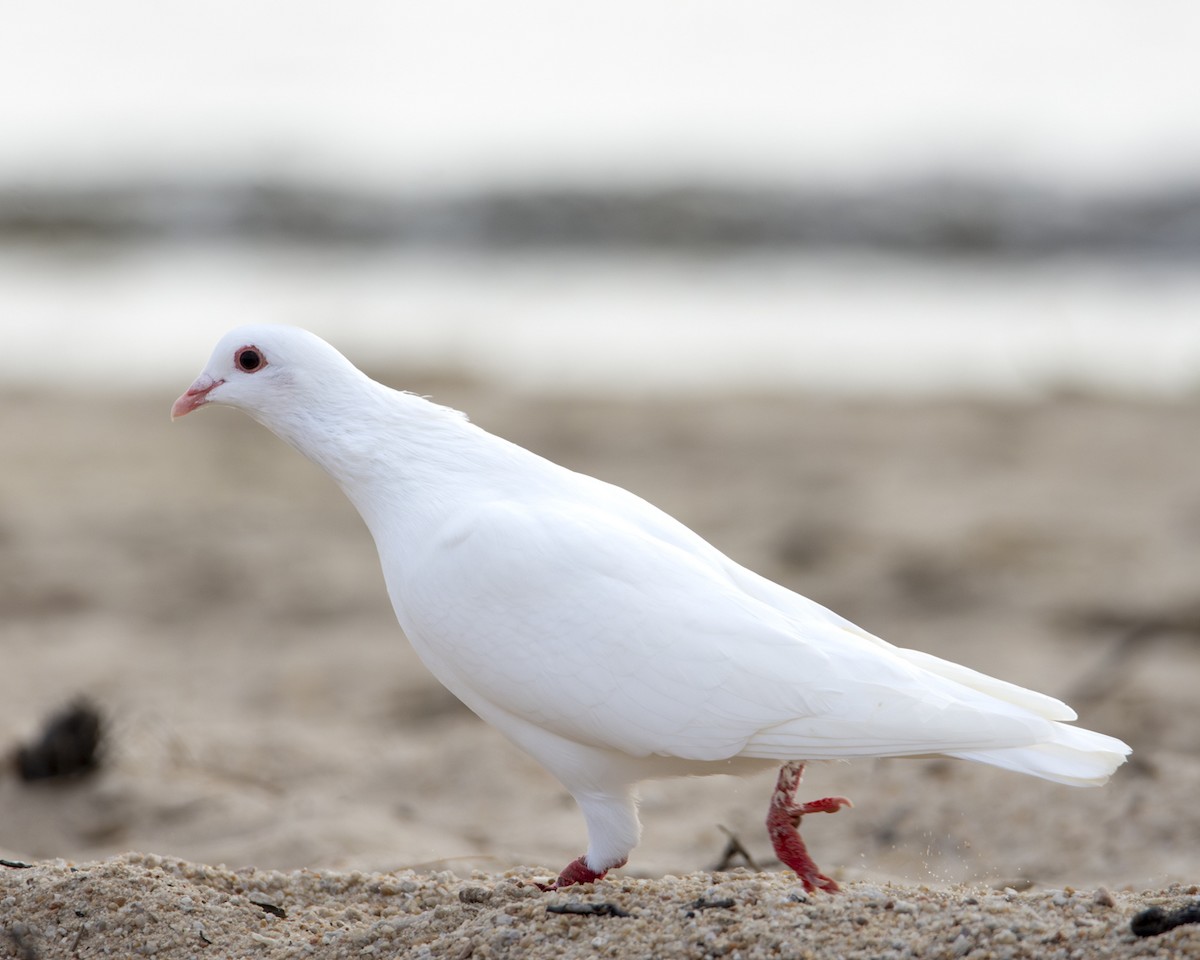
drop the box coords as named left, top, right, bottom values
left=172, top=325, right=1131, bottom=892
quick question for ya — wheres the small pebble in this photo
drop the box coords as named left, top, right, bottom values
left=1092, top=887, right=1116, bottom=908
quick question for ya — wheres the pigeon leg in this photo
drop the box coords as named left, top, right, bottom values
left=533, top=788, right=638, bottom=890
left=535, top=856, right=628, bottom=891
left=766, top=761, right=852, bottom=893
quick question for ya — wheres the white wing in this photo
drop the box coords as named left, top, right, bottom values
left=395, top=497, right=1073, bottom=764
left=574, top=468, right=1080, bottom=724
left=719, top=561, right=1079, bottom=721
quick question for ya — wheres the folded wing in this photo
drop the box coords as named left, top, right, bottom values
left=399, top=497, right=1128, bottom=783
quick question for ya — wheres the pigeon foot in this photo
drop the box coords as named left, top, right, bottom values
left=767, top=761, right=851, bottom=893
left=535, top=855, right=628, bottom=891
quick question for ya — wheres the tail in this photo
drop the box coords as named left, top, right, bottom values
left=948, top=722, right=1131, bottom=787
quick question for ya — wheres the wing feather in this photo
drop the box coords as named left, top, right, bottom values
left=396, top=498, right=1066, bottom=763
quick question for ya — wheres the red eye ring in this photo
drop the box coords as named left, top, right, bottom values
left=235, top=346, right=266, bottom=373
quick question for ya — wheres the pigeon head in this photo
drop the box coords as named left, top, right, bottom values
left=171, top=325, right=370, bottom=428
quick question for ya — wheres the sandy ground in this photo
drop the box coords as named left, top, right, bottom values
left=1, top=383, right=1198, bottom=956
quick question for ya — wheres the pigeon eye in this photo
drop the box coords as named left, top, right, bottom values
left=235, top=347, right=266, bottom=373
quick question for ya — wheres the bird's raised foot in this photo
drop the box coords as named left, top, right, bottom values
left=767, top=804, right=846, bottom=894
left=533, top=855, right=627, bottom=891
left=767, top=762, right=849, bottom=893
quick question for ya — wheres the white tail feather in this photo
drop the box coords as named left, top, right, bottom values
left=948, top=723, right=1131, bottom=787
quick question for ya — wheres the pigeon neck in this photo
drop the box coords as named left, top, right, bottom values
left=269, top=387, right=510, bottom=532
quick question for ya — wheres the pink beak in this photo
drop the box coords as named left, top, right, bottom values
left=171, top=375, right=224, bottom=420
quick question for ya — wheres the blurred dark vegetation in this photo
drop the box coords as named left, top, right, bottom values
left=1, top=178, right=1199, bottom=260
left=13, top=699, right=103, bottom=783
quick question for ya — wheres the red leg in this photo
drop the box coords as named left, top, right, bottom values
left=535, top=856, right=628, bottom=891
left=766, top=761, right=852, bottom=893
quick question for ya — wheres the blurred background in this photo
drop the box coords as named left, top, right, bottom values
left=1, top=0, right=1198, bottom=889
left=3, top=0, right=1200, bottom=392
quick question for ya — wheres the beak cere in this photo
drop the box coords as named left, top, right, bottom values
left=171, top=376, right=224, bottom=420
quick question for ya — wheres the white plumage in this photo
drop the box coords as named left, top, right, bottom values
left=172, top=325, right=1130, bottom=891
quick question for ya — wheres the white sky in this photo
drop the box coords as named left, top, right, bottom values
left=3, top=1, right=1199, bottom=189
